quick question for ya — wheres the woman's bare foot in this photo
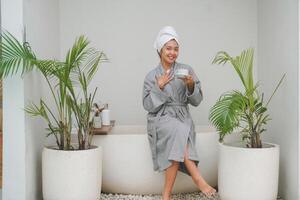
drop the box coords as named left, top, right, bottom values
left=196, top=179, right=217, bottom=197
left=162, top=193, right=171, bottom=200
left=200, top=184, right=216, bottom=197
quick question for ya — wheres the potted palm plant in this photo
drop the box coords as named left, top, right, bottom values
left=0, top=31, right=107, bottom=200
left=209, top=48, right=285, bottom=200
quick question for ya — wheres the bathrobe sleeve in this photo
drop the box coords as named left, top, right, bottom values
left=143, top=72, right=170, bottom=113
left=186, top=67, right=203, bottom=106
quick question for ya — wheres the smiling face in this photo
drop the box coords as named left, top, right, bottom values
left=160, top=39, right=179, bottom=66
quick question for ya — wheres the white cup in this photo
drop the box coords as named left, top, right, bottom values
left=175, top=69, right=189, bottom=78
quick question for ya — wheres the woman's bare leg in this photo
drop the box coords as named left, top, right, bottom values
left=183, top=145, right=216, bottom=197
left=163, top=161, right=179, bottom=200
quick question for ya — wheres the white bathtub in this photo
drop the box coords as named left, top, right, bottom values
left=93, top=125, right=219, bottom=195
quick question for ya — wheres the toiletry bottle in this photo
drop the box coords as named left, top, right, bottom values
left=101, top=104, right=110, bottom=126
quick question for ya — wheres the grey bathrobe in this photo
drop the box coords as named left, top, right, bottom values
left=142, top=62, right=203, bottom=175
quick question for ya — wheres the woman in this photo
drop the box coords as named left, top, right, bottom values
left=142, top=26, right=216, bottom=200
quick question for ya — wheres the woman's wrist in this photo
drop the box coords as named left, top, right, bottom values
left=158, top=82, right=164, bottom=90
left=187, top=83, right=194, bottom=93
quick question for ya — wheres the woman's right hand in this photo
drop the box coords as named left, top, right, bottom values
left=156, top=70, right=173, bottom=90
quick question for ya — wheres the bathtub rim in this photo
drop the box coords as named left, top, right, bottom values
left=100, top=125, right=216, bottom=135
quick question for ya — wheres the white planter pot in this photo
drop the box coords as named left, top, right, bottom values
left=42, top=146, right=102, bottom=200
left=218, top=142, right=279, bottom=200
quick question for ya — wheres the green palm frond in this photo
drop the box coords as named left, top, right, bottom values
left=0, top=31, right=37, bottom=78
left=65, top=35, right=90, bottom=72
left=211, top=51, right=231, bottom=65
left=209, top=90, right=247, bottom=141
left=66, top=36, right=107, bottom=86
left=84, top=51, right=107, bottom=83
left=25, top=100, right=49, bottom=120
left=212, top=51, right=247, bottom=90
left=45, top=125, right=61, bottom=137
left=266, top=73, right=286, bottom=107
left=212, top=48, right=255, bottom=94
left=232, top=48, right=254, bottom=92
left=36, top=60, right=64, bottom=78
left=254, top=100, right=267, bottom=116
left=66, top=36, right=88, bottom=62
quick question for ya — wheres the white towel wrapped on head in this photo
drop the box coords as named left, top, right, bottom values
left=154, top=26, right=179, bottom=53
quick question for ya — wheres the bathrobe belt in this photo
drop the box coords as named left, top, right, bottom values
left=164, top=102, right=187, bottom=122
left=165, top=102, right=187, bottom=107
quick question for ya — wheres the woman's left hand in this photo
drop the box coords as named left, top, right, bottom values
left=179, top=75, right=194, bottom=93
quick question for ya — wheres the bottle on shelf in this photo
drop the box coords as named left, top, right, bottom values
left=101, top=103, right=110, bottom=126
